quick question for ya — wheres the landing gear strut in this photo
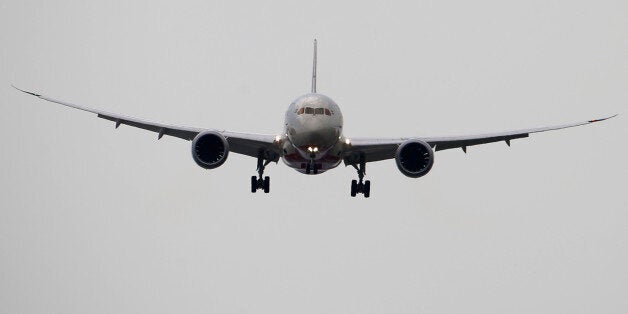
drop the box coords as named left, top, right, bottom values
left=350, top=160, right=370, bottom=198
left=251, top=154, right=271, bottom=193
left=305, top=161, right=318, bottom=174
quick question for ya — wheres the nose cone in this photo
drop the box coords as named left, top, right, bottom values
left=289, top=119, right=340, bottom=150
left=286, top=93, right=344, bottom=155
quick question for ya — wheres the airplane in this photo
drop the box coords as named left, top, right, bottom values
left=14, top=40, right=616, bottom=198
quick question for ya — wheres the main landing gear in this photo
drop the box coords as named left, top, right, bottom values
left=350, top=160, right=370, bottom=198
left=251, top=154, right=271, bottom=193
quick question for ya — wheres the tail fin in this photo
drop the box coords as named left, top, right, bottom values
left=311, top=39, right=317, bottom=93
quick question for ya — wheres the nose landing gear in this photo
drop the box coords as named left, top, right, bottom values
left=305, top=161, right=319, bottom=174
left=350, top=160, right=370, bottom=198
left=305, top=151, right=319, bottom=175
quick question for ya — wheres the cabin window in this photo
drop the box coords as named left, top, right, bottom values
left=315, top=108, right=324, bottom=115
left=305, top=107, right=314, bottom=114
left=297, top=107, right=304, bottom=115
left=324, top=108, right=331, bottom=116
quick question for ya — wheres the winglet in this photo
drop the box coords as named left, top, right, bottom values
left=12, top=84, right=41, bottom=97
left=311, top=39, right=317, bottom=93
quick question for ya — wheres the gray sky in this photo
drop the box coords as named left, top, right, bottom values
left=1, top=1, right=626, bottom=313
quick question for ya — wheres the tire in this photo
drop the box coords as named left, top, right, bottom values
left=251, top=176, right=257, bottom=193
left=364, top=180, right=371, bottom=198
left=313, top=163, right=318, bottom=174
left=305, top=163, right=311, bottom=174
left=350, top=180, right=357, bottom=197
left=263, top=176, right=270, bottom=193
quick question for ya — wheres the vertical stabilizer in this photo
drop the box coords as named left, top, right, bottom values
left=311, top=39, right=317, bottom=93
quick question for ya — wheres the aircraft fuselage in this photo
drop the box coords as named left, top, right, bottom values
left=282, top=93, right=344, bottom=174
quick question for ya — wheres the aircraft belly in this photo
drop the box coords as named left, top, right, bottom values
left=282, top=152, right=341, bottom=174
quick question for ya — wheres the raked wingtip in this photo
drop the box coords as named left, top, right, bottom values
left=11, top=84, right=41, bottom=97
left=589, top=114, right=618, bottom=123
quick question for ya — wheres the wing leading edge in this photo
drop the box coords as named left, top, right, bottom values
left=345, top=114, right=617, bottom=164
left=13, top=86, right=281, bottom=160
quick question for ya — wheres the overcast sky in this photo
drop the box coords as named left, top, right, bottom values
left=1, top=1, right=626, bottom=313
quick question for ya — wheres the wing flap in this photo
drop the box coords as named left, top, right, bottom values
left=96, top=113, right=199, bottom=140
left=429, top=133, right=529, bottom=151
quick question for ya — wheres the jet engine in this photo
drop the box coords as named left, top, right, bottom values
left=191, top=131, right=229, bottom=169
left=395, top=140, right=434, bottom=178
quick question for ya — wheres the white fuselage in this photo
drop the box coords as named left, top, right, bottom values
left=282, top=93, right=344, bottom=174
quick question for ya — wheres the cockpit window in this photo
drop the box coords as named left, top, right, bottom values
left=296, top=106, right=332, bottom=116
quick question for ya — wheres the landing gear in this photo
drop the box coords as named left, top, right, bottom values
left=263, top=176, right=270, bottom=193
left=250, top=176, right=270, bottom=193
left=251, top=154, right=271, bottom=193
left=305, top=162, right=318, bottom=174
left=350, top=160, right=371, bottom=198
left=351, top=180, right=357, bottom=197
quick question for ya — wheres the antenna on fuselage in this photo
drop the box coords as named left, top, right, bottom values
left=311, top=39, right=317, bottom=93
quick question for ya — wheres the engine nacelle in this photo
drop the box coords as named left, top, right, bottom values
left=191, top=131, right=229, bottom=169
left=395, top=139, right=434, bottom=178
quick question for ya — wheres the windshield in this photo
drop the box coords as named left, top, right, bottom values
left=296, top=107, right=332, bottom=116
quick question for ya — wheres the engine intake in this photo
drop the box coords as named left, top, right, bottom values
left=395, top=140, right=434, bottom=178
left=191, top=131, right=229, bottom=169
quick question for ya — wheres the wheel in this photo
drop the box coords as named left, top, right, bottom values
left=313, top=163, right=319, bottom=174
left=364, top=180, right=371, bottom=198
left=263, top=176, right=270, bottom=193
left=350, top=180, right=357, bottom=197
left=305, top=163, right=311, bottom=174
left=251, top=176, right=257, bottom=193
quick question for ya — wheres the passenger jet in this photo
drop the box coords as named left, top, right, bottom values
left=14, top=40, right=616, bottom=197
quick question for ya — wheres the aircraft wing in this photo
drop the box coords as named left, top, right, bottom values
left=13, top=86, right=281, bottom=161
left=345, top=115, right=617, bottom=164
